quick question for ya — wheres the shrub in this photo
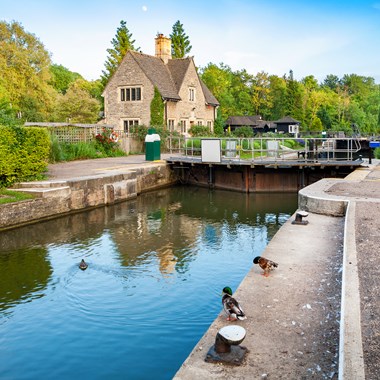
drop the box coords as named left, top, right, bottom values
left=231, top=126, right=254, bottom=137
left=189, top=125, right=213, bottom=137
left=94, top=128, right=119, bottom=154
left=0, top=125, right=50, bottom=187
left=284, top=139, right=296, bottom=148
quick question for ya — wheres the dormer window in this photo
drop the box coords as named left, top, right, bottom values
left=189, top=87, right=195, bottom=102
left=120, top=87, right=142, bottom=102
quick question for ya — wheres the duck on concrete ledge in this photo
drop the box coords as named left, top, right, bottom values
left=222, top=287, right=247, bottom=321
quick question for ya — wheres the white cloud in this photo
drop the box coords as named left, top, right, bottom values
left=142, top=5, right=148, bottom=12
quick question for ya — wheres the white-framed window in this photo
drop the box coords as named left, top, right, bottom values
left=197, top=120, right=203, bottom=126
left=168, top=119, right=175, bottom=132
left=123, top=119, right=139, bottom=134
left=288, top=124, right=299, bottom=134
left=207, top=120, right=212, bottom=129
left=189, top=87, right=195, bottom=102
left=180, top=120, right=187, bottom=134
left=120, top=87, right=142, bottom=102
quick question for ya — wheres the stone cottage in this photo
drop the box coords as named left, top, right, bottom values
left=102, top=34, right=219, bottom=135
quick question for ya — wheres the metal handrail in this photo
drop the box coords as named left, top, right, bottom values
left=165, top=136, right=363, bottom=163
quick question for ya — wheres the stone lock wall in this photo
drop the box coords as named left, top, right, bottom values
left=0, top=164, right=177, bottom=231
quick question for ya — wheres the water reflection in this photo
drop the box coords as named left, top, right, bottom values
left=0, top=186, right=297, bottom=380
left=0, top=247, right=52, bottom=313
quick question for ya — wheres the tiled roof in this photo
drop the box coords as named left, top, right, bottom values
left=166, top=58, right=191, bottom=93
left=130, top=51, right=219, bottom=106
left=130, top=51, right=181, bottom=100
left=226, top=115, right=263, bottom=126
left=200, top=80, right=220, bottom=106
left=274, top=116, right=300, bottom=124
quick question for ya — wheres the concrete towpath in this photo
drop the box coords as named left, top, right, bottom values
left=174, top=159, right=380, bottom=380
left=46, top=154, right=175, bottom=180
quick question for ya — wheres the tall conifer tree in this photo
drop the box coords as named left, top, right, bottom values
left=101, top=21, right=138, bottom=87
left=170, top=20, right=192, bottom=58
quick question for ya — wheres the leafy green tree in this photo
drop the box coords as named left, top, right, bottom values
left=55, top=79, right=100, bottom=123
left=49, top=64, right=82, bottom=94
left=310, top=116, right=323, bottom=132
left=285, top=70, right=304, bottom=124
left=200, top=63, right=238, bottom=119
left=268, top=75, right=287, bottom=120
left=322, top=74, right=340, bottom=91
left=150, top=86, right=164, bottom=126
left=170, top=20, right=192, bottom=58
left=101, top=20, right=138, bottom=87
left=251, top=71, right=272, bottom=117
left=0, top=20, right=56, bottom=121
left=0, top=99, right=20, bottom=126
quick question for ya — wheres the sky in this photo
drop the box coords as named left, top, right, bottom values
left=2, top=0, right=380, bottom=83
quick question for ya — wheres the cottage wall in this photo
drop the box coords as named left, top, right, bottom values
left=103, top=44, right=217, bottom=135
left=103, top=54, right=154, bottom=128
left=166, top=59, right=215, bottom=134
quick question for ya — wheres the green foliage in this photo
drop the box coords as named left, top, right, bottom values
left=49, top=133, right=126, bottom=162
left=200, top=62, right=380, bottom=136
left=185, top=138, right=201, bottom=149
left=54, top=79, right=101, bottom=123
left=0, top=188, right=34, bottom=204
left=284, top=139, right=296, bottom=148
left=188, top=125, right=213, bottom=137
left=170, top=20, right=192, bottom=58
left=310, top=117, right=323, bottom=132
left=0, top=20, right=56, bottom=122
left=232, top=126, right=254, bottom=137
left=49, top=64, right=82, bottom=94
left=0, top=99, right=21, bottom=127
left=94, top=128, right=121, bottom=155
left=150, top=87, right=164, bottom=127
left=101, top=20, right=138, bottom=87
left=129, top=124, right=149, bottom=141
left=213, top=109, right=225, bottom=136
left=0, top=126, right=50, bottom=186
left=154, top=126, right=179, bottom=140
left=374, top=148, right=380, bottom=159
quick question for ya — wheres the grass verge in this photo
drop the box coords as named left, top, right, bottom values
left=0, top=189, right=35, bottom=205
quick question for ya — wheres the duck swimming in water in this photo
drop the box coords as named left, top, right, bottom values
left=79, top=259, right=88, bottom=270
left=222, top=287, right=247, bottom=321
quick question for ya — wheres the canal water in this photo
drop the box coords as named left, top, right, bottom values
left=0, top=186, right=297, bottom=380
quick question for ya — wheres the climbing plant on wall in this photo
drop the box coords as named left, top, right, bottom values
left=150, top=86, right=164, bottom=127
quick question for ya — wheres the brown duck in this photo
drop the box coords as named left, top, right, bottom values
left=253, top=256, right=278, bottom=277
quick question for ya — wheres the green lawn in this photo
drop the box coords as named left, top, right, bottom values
left=0, top=189, right=35, bottom=205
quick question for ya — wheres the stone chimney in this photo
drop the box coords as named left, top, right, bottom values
left=155, top=34, right=172, bottom=63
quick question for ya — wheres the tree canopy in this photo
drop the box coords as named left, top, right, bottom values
left=200, top=64, right=380, bottom=135
left=101, top=20, right=138, bottom=87
left=0, top=20, right=55, bottom=121
left=170, top=20, right=192, bottom=58
left=49, top=64, right=82, bottom=94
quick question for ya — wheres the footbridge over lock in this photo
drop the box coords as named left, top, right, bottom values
left=165, top=137, right=365, bottom=193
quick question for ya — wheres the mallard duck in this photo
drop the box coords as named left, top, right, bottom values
left=253, top=256, right=278, bottom=277
left=222, top=287, right=247, bottom=321
left=79, top=259, right=88, bottom=270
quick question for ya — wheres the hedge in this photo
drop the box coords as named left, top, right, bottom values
left=0, top=125, right=50, bottom=187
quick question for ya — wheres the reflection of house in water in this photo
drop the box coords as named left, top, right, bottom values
left=156, top=242, right=176, bottom=276
left=111, top=201, right=202, bottom=275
